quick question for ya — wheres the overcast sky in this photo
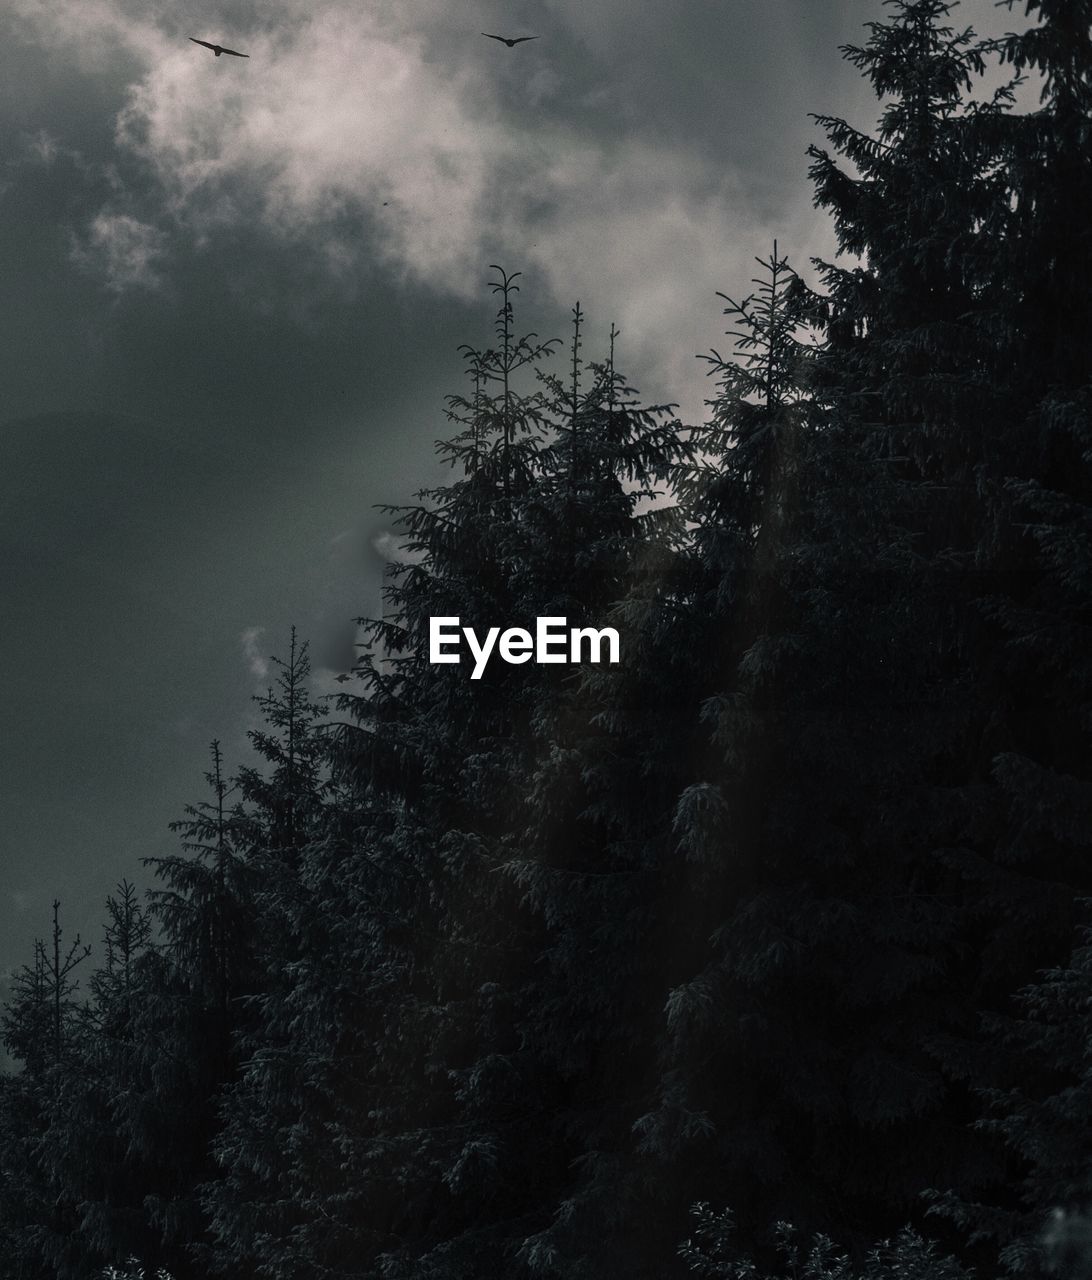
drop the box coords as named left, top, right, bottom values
left=0, top=0, right=1025, bottom=987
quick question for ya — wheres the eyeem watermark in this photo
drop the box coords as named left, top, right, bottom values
left=429, top=616, right=620, bottom=680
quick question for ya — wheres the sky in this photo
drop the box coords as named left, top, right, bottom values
left=0, top=0, right=1027, bottom=990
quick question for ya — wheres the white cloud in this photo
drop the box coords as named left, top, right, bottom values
left=5, top=0, right=1030, bottom=416
left=26, top=129, right=64, bottom=164
left=72, top=211, right=167, bottom=290
left=94, top=6, right=514, bottom=295
left=240, top=626, right=269, bottom=679
left=371, top=529, right=422, bottom=564
left=5, top=0, right=771, bottom=386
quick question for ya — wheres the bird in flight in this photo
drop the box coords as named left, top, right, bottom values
left=189, top=37, right=249, bottom=58
left=481, top=33, right=538, bottom=47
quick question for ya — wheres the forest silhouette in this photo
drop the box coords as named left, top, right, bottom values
left=2, top=2, right=1091, bottom=1277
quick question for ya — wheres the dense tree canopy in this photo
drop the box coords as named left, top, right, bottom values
left=1, top=3, right=1090, bottom=1277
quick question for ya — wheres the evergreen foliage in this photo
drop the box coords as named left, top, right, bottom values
left=932, top=913, right=1092, bottom=1279
left=0, top=901, right=92, bottom=1278
left=1, top=2, right=1091, bottom=1276
left=679, top=1205, right=972, bottom=1280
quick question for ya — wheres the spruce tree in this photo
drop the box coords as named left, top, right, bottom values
left=464, top=313, right=685, bottom=1278
left=233, top=272, right=686, bottom=1279
left=85, top=743, right=261, bottom=1277
left=0, top=902, right=92, bottom=1279
left=199, top=277, right=564, bottom=1278
left=640, top=0, right=1034, bottom=1249
left=56, top=884, right=165, bottom=1278
left=930, top=1, right=1092, bottom=1269
left=626, top=245, right=831, bottom=1256
left=201, top=633, right=353, bottom=1279
left=934, top=912, right=1092, bottom=1279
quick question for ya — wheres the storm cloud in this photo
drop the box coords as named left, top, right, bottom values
left=0, top=0, right=1023, bottom=973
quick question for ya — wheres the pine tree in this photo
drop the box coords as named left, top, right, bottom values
left=222, top=272, right=687, bottom=1279
left=969, top=0, right=1092, bottom=910
left=208, top=275, right=563, bottom=1278
left=234, top=628, right=328, bottom=860
left=637, top=0, right=1039, bottom=1250
left=0, top=902, right=92, bottom=1278
left=932, top=911, right=1092, bottom=1279
left=623, top=245, right=833, bottom=1258
left=83, top=743, right=261, bottom=1277
left=315, top=271, right=571, bottom=1278
left=53, top=884, right=165, bottom=1278
left=201, top=633, right=356, bottom=1279
left=2, top=900, right=92, bottom=1073
left=929, top=2, right=1092, bottom=1269
left=450, top=312, right=685, bottom=1278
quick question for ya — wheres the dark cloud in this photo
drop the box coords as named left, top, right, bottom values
left=0, top=0, right=1019, bottom=975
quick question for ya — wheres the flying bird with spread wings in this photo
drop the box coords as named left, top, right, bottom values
left=481, top=33, right=538, bottom=47
left=189, top=37, right=249, bottom=58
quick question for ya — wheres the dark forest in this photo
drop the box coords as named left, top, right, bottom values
left=2, top=1, right=1091, bottom=1276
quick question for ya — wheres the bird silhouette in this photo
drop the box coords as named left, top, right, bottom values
left=189, top=37, right=249, bottom=58
left=481, top=33, right=538, bottom=47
